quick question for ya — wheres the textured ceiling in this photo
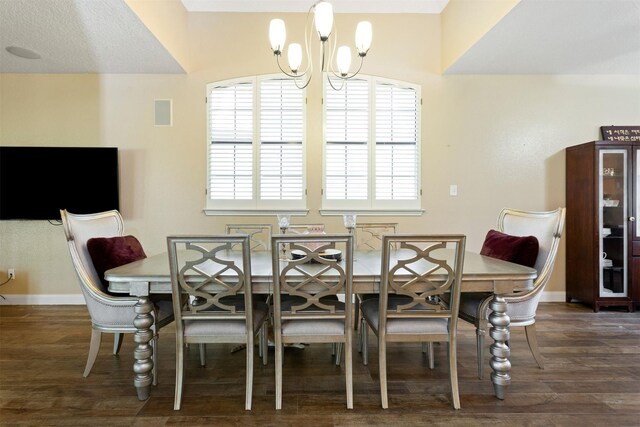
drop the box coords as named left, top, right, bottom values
left=445, top=0, right=640, bottom=74
left=0, top=0, right=184, bottom=73
left=0, top=0, right=638, bottom=75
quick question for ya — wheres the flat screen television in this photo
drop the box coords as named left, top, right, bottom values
left=0, top=146, right=119, bottom=220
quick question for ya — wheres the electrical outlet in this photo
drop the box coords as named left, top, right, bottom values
left=8, top=269, right=15, bottom=280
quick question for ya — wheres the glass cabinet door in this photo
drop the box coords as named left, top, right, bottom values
left=599, top=149, right=628, bottom=297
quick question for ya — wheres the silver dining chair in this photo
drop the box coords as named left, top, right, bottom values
left=222, top=223, right=272, bottom=361
left=225, top=223, right=272, bottom=251
left=271, top=233, right=354, bottom=410
left=360, top=234, right=466, bottom=409
left=353, top=223, right=398, bottom=340
left=167, top=235, right=269, bottom=410
left=457, top=207, right=566, bottom=379
left=60, top=209, right=174, bottom=384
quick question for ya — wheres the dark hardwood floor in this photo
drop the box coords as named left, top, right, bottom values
left=1, top=302, right=639, bottom=426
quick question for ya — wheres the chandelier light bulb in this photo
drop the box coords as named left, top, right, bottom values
left=288, top=43, right=302, bottom=73
left=314, top=1, right=334, bottom=41
left=355, top=21, right=372, bottom=56
left=336, top=46, right=352, bottom=76
left=269, top=19, right=286, bottom=54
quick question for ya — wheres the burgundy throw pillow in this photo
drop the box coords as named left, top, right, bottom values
left=87, top=235, right=147, bottom=295
left=480, top=229, right=539, bottom=268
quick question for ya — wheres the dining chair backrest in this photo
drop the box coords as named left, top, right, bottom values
left=167, top=235, right=254, bottom=327
left=225, top=223, right=272, bottom=251
left=271, top=233, right=353, bottom=316
left=497, top=207, right=566, bottom=318
left=355, top=223, right=398, bottom=251
left=379, top=234, right=466, bottom=335
left=286, top=224, right=325, bottom=235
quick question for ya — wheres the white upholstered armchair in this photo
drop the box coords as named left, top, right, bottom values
left=60, top=209, right=173, bottom=383
left=457, top=207, right=566, bottom=379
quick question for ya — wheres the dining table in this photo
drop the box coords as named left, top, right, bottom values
left=106, top=249, right=537, bottom=402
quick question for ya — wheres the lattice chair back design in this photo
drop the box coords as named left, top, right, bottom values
left=457, top=207, right=566, bottom=379
left=360, top=234, right=466, bottom=409
left=271, top=233, right=354, bottom=410
left=225, top=224, right=272, bottom=251
left=167, top=235, right=269, bottom=410
left=355, top=222, right=398, bottom=251
left=60, top=209, right=173, bottom=382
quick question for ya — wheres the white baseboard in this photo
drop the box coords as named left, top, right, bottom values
left=1, top=291, right=567, bottom=305
left=539, top=291, right=566, bottom=302
left=1, top=294, right=86, bottom=305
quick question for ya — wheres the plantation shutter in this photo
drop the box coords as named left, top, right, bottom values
left=324, top=78, right=368, bottom=200
left=375, top=83, right=419, bottom=200
left=208, top=82, right=253, bottom=200
left=260, top=78, right=304, bottom=200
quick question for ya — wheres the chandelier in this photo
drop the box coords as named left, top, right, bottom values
left=268, top=1, right=372, bottom=90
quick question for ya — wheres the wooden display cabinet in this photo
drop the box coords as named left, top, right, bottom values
left=566, top=140, right=640, bottom=311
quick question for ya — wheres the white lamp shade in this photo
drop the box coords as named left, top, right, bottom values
left=355, top=21, right=372, bottom=55
left=314, top=1, right=334, bottom=40
left=336, top=46, right=352, bottom=76
left=287, top=43, right=302, bottom=72
left=269, top=19, right=286, bottom=53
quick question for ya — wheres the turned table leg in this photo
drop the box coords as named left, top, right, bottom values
left=133, top=296, right=154, bottom=400
left=489, top=295, right=511, bottom=400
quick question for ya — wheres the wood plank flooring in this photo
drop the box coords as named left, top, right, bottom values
left=1, top=303, right=639, bottom=426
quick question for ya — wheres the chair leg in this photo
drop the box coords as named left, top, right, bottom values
left=476, top=329, right=485, bottom=380
left=275, top=334, right=283, bottom=409
left=424, top=342, right=434, bottom=369
left=261, top=324, right=268, bottom=366
left=174, top=337, right=184, bottom=410
left=245, top=336, right=254, bottom=410
left=448, top=339, right=461, bottom=409
left=113, top=332, right=123, bottom=355
left=335, top=343, right=342, bottom=366
left=345, top=334, right=353, bottom=409
left=362, top=321, right=369, bottom=366
left=353, top=296, right=360, bottom=330
left=83, top=329, right=102, bottom=377
left=199, top=344, right=206, bottom=367
left=525, top=323, right=544, bottom=369
left=151, top=335, right=159, bottom=386
left=379, top=338, right=388, bottom=409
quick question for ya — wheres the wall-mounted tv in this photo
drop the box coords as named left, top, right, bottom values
left=0, top=146, right=119, bottom=220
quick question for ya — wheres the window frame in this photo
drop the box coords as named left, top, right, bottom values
left=204, top=75, right=308, bottom=216
left=321, top=75, right=423, bottom=215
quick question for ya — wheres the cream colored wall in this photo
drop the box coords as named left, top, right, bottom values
left=1, top=12, right=639, bottom=300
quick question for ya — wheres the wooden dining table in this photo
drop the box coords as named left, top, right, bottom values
left=106, top=249, right=537, bottom=402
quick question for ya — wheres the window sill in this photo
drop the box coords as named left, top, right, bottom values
left=319, top=209, right=425, bottom=217
left=203, top=208, right=309, bottom=217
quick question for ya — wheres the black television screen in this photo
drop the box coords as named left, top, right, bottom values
left=0, top=146, right=119, bottom=220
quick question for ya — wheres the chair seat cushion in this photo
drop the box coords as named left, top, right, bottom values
left=183, top=301, right=269, bottom=337
left=87, top=235, right=146, bottom=295
left=361, top=297, right=448, bottom=335
left=480, top=229, right=539, bottom=268
left=282, top=319, right=345, bottom=336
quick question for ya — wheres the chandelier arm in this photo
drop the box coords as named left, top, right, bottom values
left=276, top=54, right=315, bottom=79
left=326, top=75, right=346, bottom=91
left=331, top=56, right=365, bottom=80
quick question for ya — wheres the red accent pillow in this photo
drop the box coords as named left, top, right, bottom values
left=480, top=229, right=539, bottom=268
left=87, top=235, right=146, bottom=295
